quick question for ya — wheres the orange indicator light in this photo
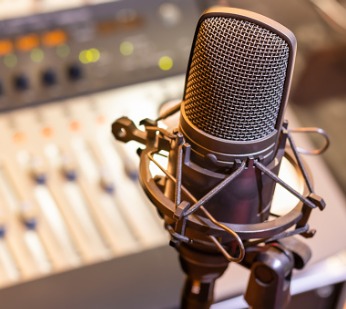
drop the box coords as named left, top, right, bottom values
left=0, top=40, right=13, bottom=56
left=97, top=115, right=105, bottom=124
left=13, top=131, right=26, bottom=143
left=16, top=34, right=39, bottom=52
left=70, top=120, right=80, bottom=131
left=42, top=127, right=53, bottom=138
left=42, top=30, right=67, bottom=47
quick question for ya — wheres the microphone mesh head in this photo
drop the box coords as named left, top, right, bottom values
left=183, top=16, right=290, bottom=141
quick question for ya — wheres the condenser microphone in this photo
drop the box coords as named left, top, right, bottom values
left=112, top=7, right=327, bottom=309
left=170, top=7, right=297, bottom=226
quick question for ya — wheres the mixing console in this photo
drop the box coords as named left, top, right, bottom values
left=0, top=74, right=187, bottom=287
left=0, top=1, right=204, bottom=303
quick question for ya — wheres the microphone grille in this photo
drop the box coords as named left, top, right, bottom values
left=183, top=16, right=290, bottom=141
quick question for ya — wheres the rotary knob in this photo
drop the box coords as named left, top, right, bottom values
left=42, top=69, right=57, bottom=86
left=13, top=74, right=29, bottom=91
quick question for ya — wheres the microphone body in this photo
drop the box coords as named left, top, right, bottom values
left=178, top=151, right=283, bottom=225
left=171, top=7, right=296, bottom=227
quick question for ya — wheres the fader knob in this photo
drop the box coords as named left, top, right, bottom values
left=0, top=216, right=6, bottom=238
left=61, top=156, right=78, bottom=181
left=30, top=157, right=47, bottom=184
left=19, top=202, right=38, bottom=230
left=100, top=169, right=115, bottom=194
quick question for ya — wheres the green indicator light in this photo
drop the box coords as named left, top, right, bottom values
left=56, top=44, right=70, bottom=58
left=3, top=54, right=17, bottom=68
left=79, top=48, right=101, bottom=64
left=30, top=48, right=44, bottom=63
left=158, top=56, right=173, bottom=71
left=120, top=41, right=134, bottom=56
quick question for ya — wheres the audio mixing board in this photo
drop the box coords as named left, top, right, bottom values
left=0, top=75, right=188, bottom=286
left=0, top=1, right=204, bottom=307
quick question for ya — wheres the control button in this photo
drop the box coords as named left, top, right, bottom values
left=13, top=74, right=29, bottom=91
left=42, top=69, right=57, bottom=86
left=67, top=64, right=83, bottom=81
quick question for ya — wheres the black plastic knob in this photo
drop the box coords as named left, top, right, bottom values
left=14, top=74, right=29, bottom=91
left=67, top=64, right=83, bottom=81
left=42, top=69, right=57, bottom=86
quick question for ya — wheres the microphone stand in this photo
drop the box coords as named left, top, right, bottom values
left=175, top=231, right=312, bottom=309
left=242, top=237, right=311, bottom=309
left=177, top=244, right=229, bottom=309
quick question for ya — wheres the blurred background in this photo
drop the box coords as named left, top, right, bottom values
left=0, top=0, right=344, bottom=308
